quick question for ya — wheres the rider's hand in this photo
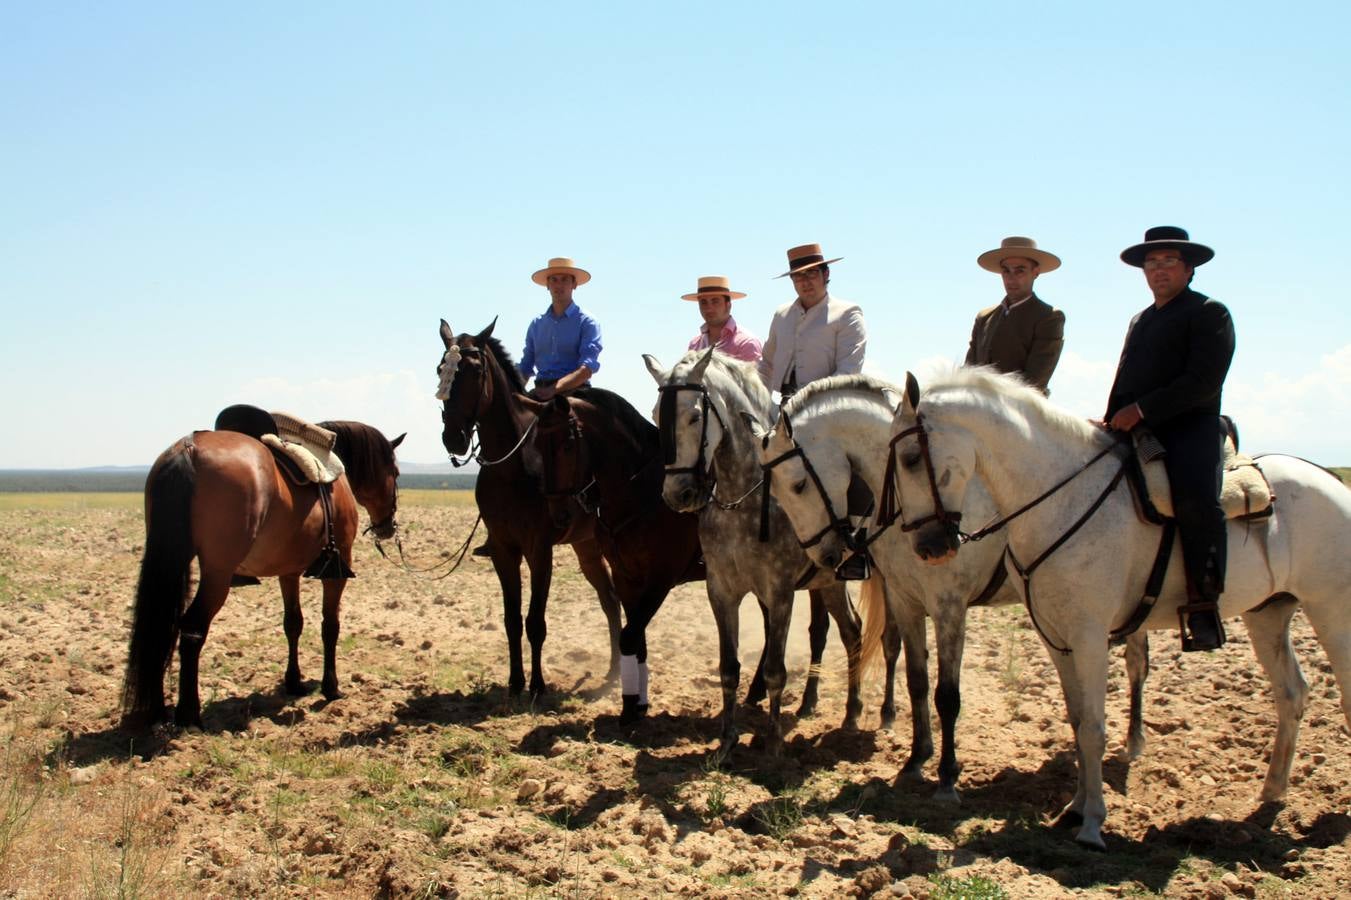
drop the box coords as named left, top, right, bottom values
left=1107, top=403, right=1144, bottom=432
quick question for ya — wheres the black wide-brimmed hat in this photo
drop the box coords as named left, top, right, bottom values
left=1120, top=226, right=1214, bottom=268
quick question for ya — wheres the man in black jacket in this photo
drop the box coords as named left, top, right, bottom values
left=1104, top=226, right=1235, bottom=651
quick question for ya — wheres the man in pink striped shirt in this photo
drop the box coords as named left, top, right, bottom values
left=684, top=275, right=763, bottom=363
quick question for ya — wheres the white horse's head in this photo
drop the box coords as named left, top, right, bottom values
left=645, top=349, right=725, bottom=512
left=882, top=373, right=978, bottom=564
left=744, top=405, right=858, bottom=573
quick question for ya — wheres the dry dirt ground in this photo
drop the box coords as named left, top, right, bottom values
left=0, top=493, right=1348, bottom=898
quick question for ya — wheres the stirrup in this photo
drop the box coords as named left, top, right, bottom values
left=304, top=545, right=356, bottom=580
left=1177, top=601, right=1226, bottom=652
left=834, top=551, right=871, bottom=582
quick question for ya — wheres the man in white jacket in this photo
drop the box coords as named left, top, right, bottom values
left=757, top=243, right=868, bottom=398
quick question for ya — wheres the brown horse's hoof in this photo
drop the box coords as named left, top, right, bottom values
left=285, top=676, right=315, bottom=697
left=619, top=695, right=648, bottom=725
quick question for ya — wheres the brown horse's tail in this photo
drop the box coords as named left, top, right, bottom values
left=121, top=440, right=196, bottom=727
left=856, top=572, right=889, bottom=680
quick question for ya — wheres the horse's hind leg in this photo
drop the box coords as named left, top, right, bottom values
left=1243, top=594, right=1308, bottom=801
left=319, top=577, right=347, bottom=700
left=1296, top=589, right=1351, bottom=734
left=822, top=584, right=863, bottom=731
left=280, top=574, right=312, bottom=695
left=175, top=568, right=233, bottom=729
left=797, top=589, right=831, bottom=717
left=1123, top=633, right=1149, bottom=761
left=573, top=540, right=622, bottom=685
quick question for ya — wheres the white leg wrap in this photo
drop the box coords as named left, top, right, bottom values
left=621, top=654, right=640, bottom=697
left=638, top=662, right=650, bottom=705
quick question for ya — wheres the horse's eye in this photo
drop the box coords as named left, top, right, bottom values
left=902, top=452, right=922, bottom=471
left=688, top=411, right=701, bottom=425
left=791, top=478, right=807, bottom=495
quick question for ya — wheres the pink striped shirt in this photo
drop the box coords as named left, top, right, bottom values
left=687, top=315, right=763, bottom=363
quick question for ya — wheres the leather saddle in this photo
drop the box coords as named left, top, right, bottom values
left=1126, top=421, right=1274, bottom=525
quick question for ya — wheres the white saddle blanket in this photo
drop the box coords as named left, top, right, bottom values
left=261, top=412, right=345, bottom=485
left=1138, top=433, right=1273, bottom=520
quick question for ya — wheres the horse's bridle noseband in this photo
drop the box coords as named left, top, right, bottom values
left=877, top=412, right=964, bottom=537
left=657, top=382, right=726, bottom=504
left=761, top=440, right=871, bottom=555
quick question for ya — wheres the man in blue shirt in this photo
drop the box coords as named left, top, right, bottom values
left=520, top=257, right=603, bottom=399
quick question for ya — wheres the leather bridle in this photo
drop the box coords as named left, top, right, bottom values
left=656, top=382, right=726, bottom=504
left=761, top=437, right=872, bottom=555
left=877, top=412, right=964, bottom=538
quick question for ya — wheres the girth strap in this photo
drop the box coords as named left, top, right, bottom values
left=303, top=483, right=356, bottom=580
left=1109, top=520, right=1177, bottom=645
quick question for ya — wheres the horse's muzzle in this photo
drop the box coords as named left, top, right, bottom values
left=914, top=521, right=960, bottom=564
left=661, top=475, right=706, bottom=514
left=442, top=429, right=470, bottom=457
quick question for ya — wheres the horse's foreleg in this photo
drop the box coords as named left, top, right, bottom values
left=523, top=545, right=554, bottom=698
left=798, top=589, right=831, bottom=717
left=932, top=604, right=968, bottom=803
left=705, top=582, right=743, bottom=763
left=280, top=574, right=310, bottom=695
left=897, top=608, right=932, bottom=778
left=745, top=601, right=771, bottom=706
left=880, top=605, right=901, bottom=731
left=573, top=540, right=622, bottom=685
left=823, top=584, right=863, bottom=731
left=1123, top=633, right=1149, bottom=761
left=1243, top=595, right=1306, bottom=801
left=319, top=577, right=346, bottom=701
left=1052, top=639, right=1109, bottom=850
left=759, top=592, right=794, bottom=757
left=175, top=570, right=232, bottom=729
left=489, top=543, right=527, bottom=695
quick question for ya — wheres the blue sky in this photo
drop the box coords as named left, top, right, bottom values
left=3, top=2, right=1348, bottom=468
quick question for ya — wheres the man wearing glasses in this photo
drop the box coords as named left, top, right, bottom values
left=757, top=243, right=867, bottom=398
left=1104, top=226, right=1236, bottom=651
left=966, top=236, right=1066, bottom=395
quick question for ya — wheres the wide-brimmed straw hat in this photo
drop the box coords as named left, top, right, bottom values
left=1120, top=226, right=1214, bottom=268
left=531, top=257, right=592, bottom=287
left=977, top=236, right=1061, bottom=273
left=775, top=243, right=843, bottom=279
left=682, top=275, right=747, bottom=301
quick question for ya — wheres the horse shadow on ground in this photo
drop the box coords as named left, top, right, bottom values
left=56, top=684, right=325, bottom=765
left=807, top=749, right=1350, bottom=894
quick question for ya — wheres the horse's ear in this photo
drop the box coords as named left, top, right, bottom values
left=688, top=347, right=715, bottom=383
left=390, top=432, right=406, bottom=450
left=904, top=372, right=921, bottom=415
left=740, top=411, right=768, bottom=443
left=643, top=354, right=667, bottom=385
left=478, top=316, right=498, bottom=340
left=440, top=319, right=455, bottom=349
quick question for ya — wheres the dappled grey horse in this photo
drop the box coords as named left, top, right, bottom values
left=646, top=349, right=892, bottom=760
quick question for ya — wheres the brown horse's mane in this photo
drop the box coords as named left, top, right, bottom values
left=317, top=421, right=396, bottom=492
left=473, top=333, right=528, bottom=395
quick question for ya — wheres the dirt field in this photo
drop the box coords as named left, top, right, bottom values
left=0, top=492, right=1348, bottom=898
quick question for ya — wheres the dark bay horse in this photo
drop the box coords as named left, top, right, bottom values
left=121, top=420, right=404, bottom=730
left=437, top=320, right=622, bottom=696
left=527, top=392, right=705, bottom=724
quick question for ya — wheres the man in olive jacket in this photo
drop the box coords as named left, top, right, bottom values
left=1104, top=226, right=1235, bottom=651
left=966, top=236, right=1065, bottom=394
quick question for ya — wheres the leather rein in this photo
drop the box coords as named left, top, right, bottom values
left=657, top=382, right=763, bottom=512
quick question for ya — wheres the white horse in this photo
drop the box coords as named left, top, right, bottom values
left=744, top=373, right=1150, bottom=801
left=644, top=350, right=876, bottom=760
left=884, top=368, right=1351, bottom=848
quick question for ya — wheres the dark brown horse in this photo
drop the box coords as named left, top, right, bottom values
left=528, top=392, right=705, bottom=723
left=437, top=320, right=623, bottom=696
left=121, top=419, right=403, bottom=730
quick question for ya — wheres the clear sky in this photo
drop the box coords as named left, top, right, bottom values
left=3, top=2, right=1348, bottom=468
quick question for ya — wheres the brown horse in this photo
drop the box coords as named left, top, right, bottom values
left=437, top=319, right=623, bottom=696
left=121, top=419, right=403, bottom=730
left=528, top=392, right=705, bottom=724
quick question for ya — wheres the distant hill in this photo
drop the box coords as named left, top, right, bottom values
left=0, top=466, right=476, bottom=492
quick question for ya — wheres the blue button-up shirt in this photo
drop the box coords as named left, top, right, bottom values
left=520, top=302, right=603, bottom=382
